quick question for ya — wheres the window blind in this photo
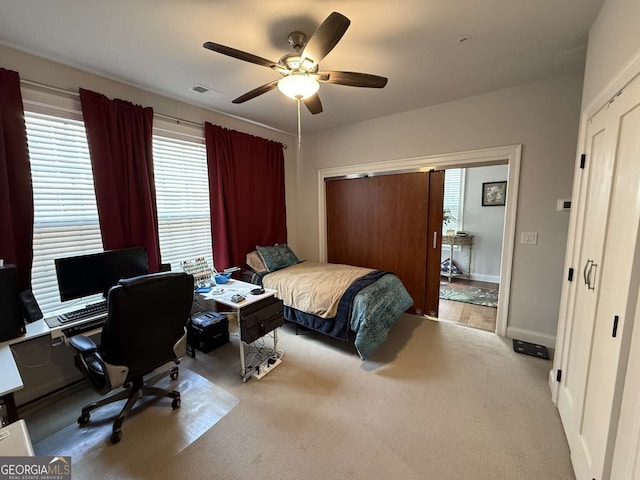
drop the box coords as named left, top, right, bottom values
left=443, top=168, right=464, bottom=233
left=25, top=111, right=104, bottom=315
left=152, top=135, right=214, bottom=272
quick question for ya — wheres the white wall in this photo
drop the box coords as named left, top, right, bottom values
left=300, top=73, right=583, bottom=340
left=463, top=164, right=508, bottom=283
left=581, top=0, right=640, bottom=109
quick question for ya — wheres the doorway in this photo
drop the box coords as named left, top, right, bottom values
left=438, top=165, right=507, bottom=332
left=317, top=144, right=521, bottom=336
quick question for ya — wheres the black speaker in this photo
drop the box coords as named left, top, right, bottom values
left=0, top=264, right=26, bottom=342
left=20, top=289, right=43, bottom=323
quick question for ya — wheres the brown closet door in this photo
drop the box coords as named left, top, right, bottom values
left=326, top=171, right=443, bottom=315
left=425, top=170, right=444, bottom=317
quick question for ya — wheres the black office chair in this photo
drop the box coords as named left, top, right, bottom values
left=68, top=271, right=194, bottom=443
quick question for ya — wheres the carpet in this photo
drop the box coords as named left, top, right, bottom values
left=439, top=282, right=499, bottom=308
left=24, top=319, right=575, bottom=480
left=33, top=368, right=238, bottom=480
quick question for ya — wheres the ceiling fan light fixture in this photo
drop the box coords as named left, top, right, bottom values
left=277, top=73, right=319, bottom=99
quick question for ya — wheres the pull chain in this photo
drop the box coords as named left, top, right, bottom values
left=296, top=97, right=302, bottom=150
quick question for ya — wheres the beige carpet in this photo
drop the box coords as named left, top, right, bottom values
left=32, top=369, right=238, bottom=479
left=24, top=316, right=574, bottom=479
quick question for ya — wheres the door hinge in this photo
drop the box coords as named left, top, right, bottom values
left=612, top=315, right=619, bottom=338
left=580, top=154, right=586, bottom=169
left=556, top=369, right=562, bottom=382
left=567, top=268, right=574, bottom=282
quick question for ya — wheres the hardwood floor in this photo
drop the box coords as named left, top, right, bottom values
left=436, top=278, right=498, bottom=332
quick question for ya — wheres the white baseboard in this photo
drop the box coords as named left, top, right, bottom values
left=470, top=273, right=500, bottom=283
left=506, top=326, right=556, bottom=348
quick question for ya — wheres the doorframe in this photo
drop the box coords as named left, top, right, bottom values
left=317, top=144, right=522, bottom=336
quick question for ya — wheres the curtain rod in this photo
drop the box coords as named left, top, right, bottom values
left=19, top=78, right=287, bottom=149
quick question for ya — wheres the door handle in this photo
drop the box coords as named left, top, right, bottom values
left=586, top=262, right=597, bottom=290
left=433, top=231, right=438, bottom=249
left=583, top=259, right=593, bottom=285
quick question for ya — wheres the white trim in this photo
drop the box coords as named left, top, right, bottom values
left=507, top=327, right=556, bottom=348
left=317, top=144, right=521, bottom=338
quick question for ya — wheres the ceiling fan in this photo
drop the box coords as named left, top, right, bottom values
left=203, top=12, right=388, bottom=115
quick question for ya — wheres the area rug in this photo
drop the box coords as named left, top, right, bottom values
left=439, top=282, right=499, bottom=308
left=34, top=369, right=238, bottom=480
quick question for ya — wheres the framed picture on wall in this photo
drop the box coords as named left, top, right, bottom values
left=482, top=181, right=507, bottom=206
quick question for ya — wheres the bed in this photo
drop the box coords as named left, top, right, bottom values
left=247, top=245, right=413, bottom=360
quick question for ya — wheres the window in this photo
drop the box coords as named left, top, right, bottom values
left=443, top=168, right=465, bottom=234
left=153, top=134, right=213, bottom=271
left=25, top=111, right=104, bottom=315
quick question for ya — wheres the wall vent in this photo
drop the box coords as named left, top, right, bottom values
left=188, top=83, right=221, bottom=96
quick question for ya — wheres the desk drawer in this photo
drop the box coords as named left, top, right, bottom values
left=240, top=297, right=284, bottom=344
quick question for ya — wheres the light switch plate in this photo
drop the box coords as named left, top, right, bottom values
left=556, top=199, right=571, bottom=211
left=521, top=232, right=538, bottom=245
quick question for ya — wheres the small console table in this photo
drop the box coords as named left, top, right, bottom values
left=442, top=234, right=474, bottom=281
left=198, top=280, right=283, bottom=382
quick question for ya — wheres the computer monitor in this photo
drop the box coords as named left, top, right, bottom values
left=54, top=247, right=148, bottom=302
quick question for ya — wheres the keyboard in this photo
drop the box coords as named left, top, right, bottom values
left=58, top=301, right=108, bottom=324
left=62, top=318, right=106, bottom=338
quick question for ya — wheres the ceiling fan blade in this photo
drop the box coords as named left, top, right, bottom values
left=203, top=41, right=278, bottom=68
left=303, top=93, right=323, bottom=114
left=318, top=71, right=388, bottom=88
left=300, top=12, right=350, bottom=64
left=232, top=80, right=279, bottom=104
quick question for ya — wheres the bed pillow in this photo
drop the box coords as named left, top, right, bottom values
left=256, top=244, right=300, bottom=272
left=246, top=250, right=267, bottom=273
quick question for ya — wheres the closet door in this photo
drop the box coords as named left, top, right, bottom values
left=425, top=170, right=445, bottom=316
left=557, top=73, right=640, bottom=479
left=326, top=171, right=444, bottom=315
left=570, top=75, right=640, bottom=480
left=556, top=101, right=616, bottom=456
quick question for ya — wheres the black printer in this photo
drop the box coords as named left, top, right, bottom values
left=187, top=311, right=229, bottom=355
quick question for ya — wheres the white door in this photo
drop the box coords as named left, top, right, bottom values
left=571, top=74, right=640, bottom=479
left=556, top=98, right=617, bottom=443
left=610, top=283, right=640, bottom=480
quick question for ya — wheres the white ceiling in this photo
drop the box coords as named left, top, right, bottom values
left=0, top=0, right=603, bottom=135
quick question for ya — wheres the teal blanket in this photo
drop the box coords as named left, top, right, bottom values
left=350, top=273, right=413, bottom=359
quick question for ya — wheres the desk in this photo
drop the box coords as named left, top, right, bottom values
left=198, top=280, right=282, bottom=382
left=0, top=347, right=22, bottom=424
left=0, top=419, right=34, bottom=456
left=0, top=282, right=278, bottom=415
left=0, top=320, right=50, bottom=423
left=442, top=234, right=474, bottom=281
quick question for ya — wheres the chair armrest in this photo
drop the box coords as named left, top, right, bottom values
left=68, top=335, right=98, bottom=355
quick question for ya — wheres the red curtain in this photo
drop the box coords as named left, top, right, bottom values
left=79, top=88, right=161, bottom=272
left=205, top=123, right=286, bottom=270
left=0, top=68, right=34, bottom=290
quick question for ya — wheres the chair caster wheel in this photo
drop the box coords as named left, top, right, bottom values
left=170, top=370, right=179, bottom=381
left=171, top=397, right=181, bottom=409
left=111, top=430, right=122, bottom=444
left=78, top=414, right=90, bottom=425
